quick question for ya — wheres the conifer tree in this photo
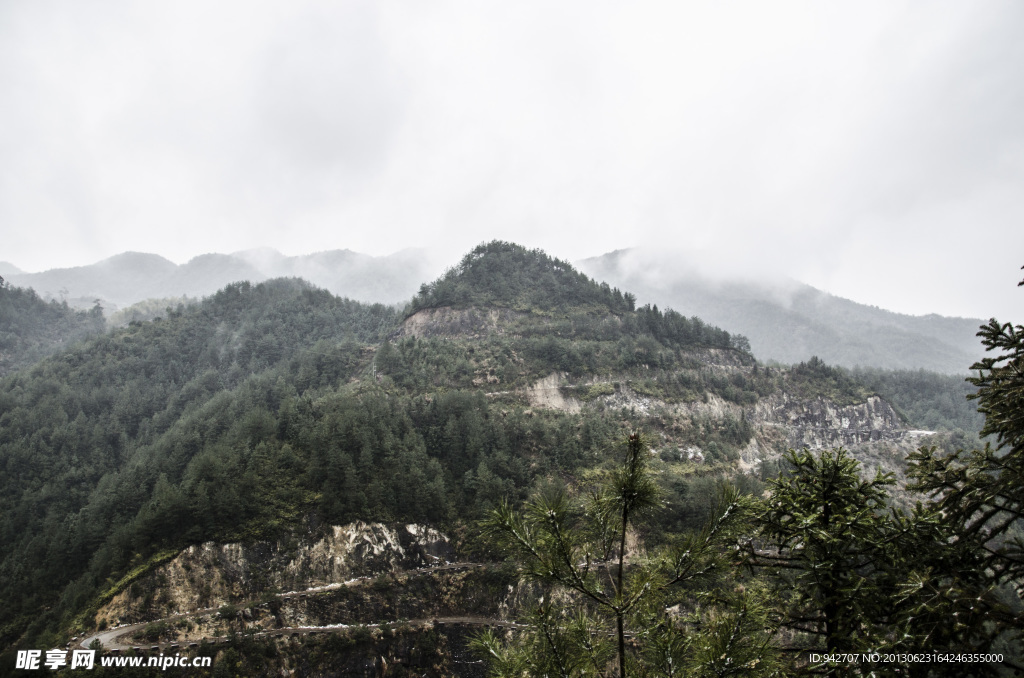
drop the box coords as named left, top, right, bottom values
left=747, top=448, right=900, bottom=657
left=906, top=267, right=1024, bottom=665
left=475, top=432, right=779, bottom=677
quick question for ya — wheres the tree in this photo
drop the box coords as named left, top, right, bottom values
left=751, top=444, right=1017, bottom=676
left=907, top=268, right=1024, bottom=659
left=747, top=447, right=1007, bottom=676
left=747, top=449, right=902, bottom=656
left=475, top=431, right=779, bottom=677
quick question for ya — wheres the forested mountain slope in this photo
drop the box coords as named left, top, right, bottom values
left=0, top=243, right=959, bottom=673
left=0, top=282, right=106, bottom=377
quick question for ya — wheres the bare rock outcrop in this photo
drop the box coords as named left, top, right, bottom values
left=753, top=394, right=904, bottom=449
left=97, top=522, right=453, bottom=624
left=395, top=307, right=522, bottom=339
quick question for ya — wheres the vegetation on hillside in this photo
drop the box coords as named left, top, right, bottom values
left=407, top=242, right=749, bottom=354
left=476, top=270, right=1024, bottom=676
left=853, top=365, right=985, bottom=433
left=784, top=355, right=874, bottom=406
left=0, top=276, right=642, bottom=650
left=106, top=296, right=199, bottom=328
left=0, top=250, right=761, bottom=651
left=907, top=283, right=1024, bottom=658
left=2, top=244, right=1007, bottom=677
left=0, top=282, right=106, bottom=376
left=580, top=250, right=984, bottom=373
left=481, top=425, right=1018, bottom=674
left=410, top=241, right=637, bottom=315
left=476, top=433, right=779, bottom=677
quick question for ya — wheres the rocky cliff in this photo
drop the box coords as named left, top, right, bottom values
left=97, top=522, right=453, bottom=625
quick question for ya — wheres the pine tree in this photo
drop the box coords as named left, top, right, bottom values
left=906, top=268, right=1024, bottom=667
left=746, top=449, right=903, bottom=656
left=475, top=432, right=779, bottom=677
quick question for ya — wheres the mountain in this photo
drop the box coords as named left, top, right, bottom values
left=0, top=242, right=973, bottom=673
left=578, top=249, right=985, bottom=374
left=7, top=244, right=987, bottom=375
left=233, top=247, right=429, bottom=304
left=4, top=252, right=181, bottom=311
left=3, top=248, right=432, bottom=312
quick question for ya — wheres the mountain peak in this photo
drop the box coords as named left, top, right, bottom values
left=408, top=241, right=634, bottom=315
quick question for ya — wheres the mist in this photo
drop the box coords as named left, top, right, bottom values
left=2, top=1, right=1022, bottom=319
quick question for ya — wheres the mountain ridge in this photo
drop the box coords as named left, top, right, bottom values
left=3, top=243, right=988, bottom=373
left=3, top=248, right=433, bottom=311
left=578, top=248, right=985, bottom=373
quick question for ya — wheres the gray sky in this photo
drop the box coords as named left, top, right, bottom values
left=2, top=0, right=1022, bottom=320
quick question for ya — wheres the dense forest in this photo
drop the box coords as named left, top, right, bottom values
left=0, top=282, right=106, bottom=377
left=0, top=244, right=1013, bottom=676
left=410, top=241, right=638, bottom=315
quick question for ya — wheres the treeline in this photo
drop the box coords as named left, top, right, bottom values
left=0, top=279, right=399, bottom=643
left=780, top=357, right=986, bottom=433
left=476, top=306, right=1024, bottom=675
left=508, top=305, right=745, bottom=352
left=106, top=296, right=198, bottom=328
left=785, top=355, right=875, bottom=406
left=0, top=283, right=106, bottom=376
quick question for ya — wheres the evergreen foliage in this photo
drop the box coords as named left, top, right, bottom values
left=0, top=276, right=635, bottom=648
left=410, top=241, right=636, bottom=315
left=0, top=283, right=106, bottom=376
left=3, top=243, right=980, bottom=672
left=908, top=273, right=1024, bottom=658
left=750, top=447, right=1010, bottom=675
left=852, top=366, right=984, bottom=434
left=107, top=296, right=198, bottom=328
left=476, top=432, right=779, bottom=677
left=749, top=450, right=903, bottom=655
left=784, top=356, right=873, bottom=406
left=406, top=242, right=750, bottom=354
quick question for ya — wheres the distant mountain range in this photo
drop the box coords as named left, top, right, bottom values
left=1, top=245, right=987, bottom=373
left=0, top=249, right=431, bottom=310
left=577, top=249, right=985, bottom=374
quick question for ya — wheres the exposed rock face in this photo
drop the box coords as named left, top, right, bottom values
left=522, top=371, right=910, bottom=470
left=527, top=373, right=581, bottom=412
left=284, top=522, right=452, bottom=586
left=396, top=307, right=522, bottom=339
left=753, top=394, right=904, bottom=449
left=99, top=522, right=453, bottom=623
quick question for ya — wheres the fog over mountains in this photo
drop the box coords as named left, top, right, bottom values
left=0, top=249, right=431, bottom=310
left=578, top=249, right=985, bottom=374
left=0, top=246, right=987, bottom=374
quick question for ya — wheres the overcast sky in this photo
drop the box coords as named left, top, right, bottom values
left=1, top=1, right=1022, bottom=319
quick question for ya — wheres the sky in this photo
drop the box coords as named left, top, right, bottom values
left=1, top=1, right=1022, bottom=320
